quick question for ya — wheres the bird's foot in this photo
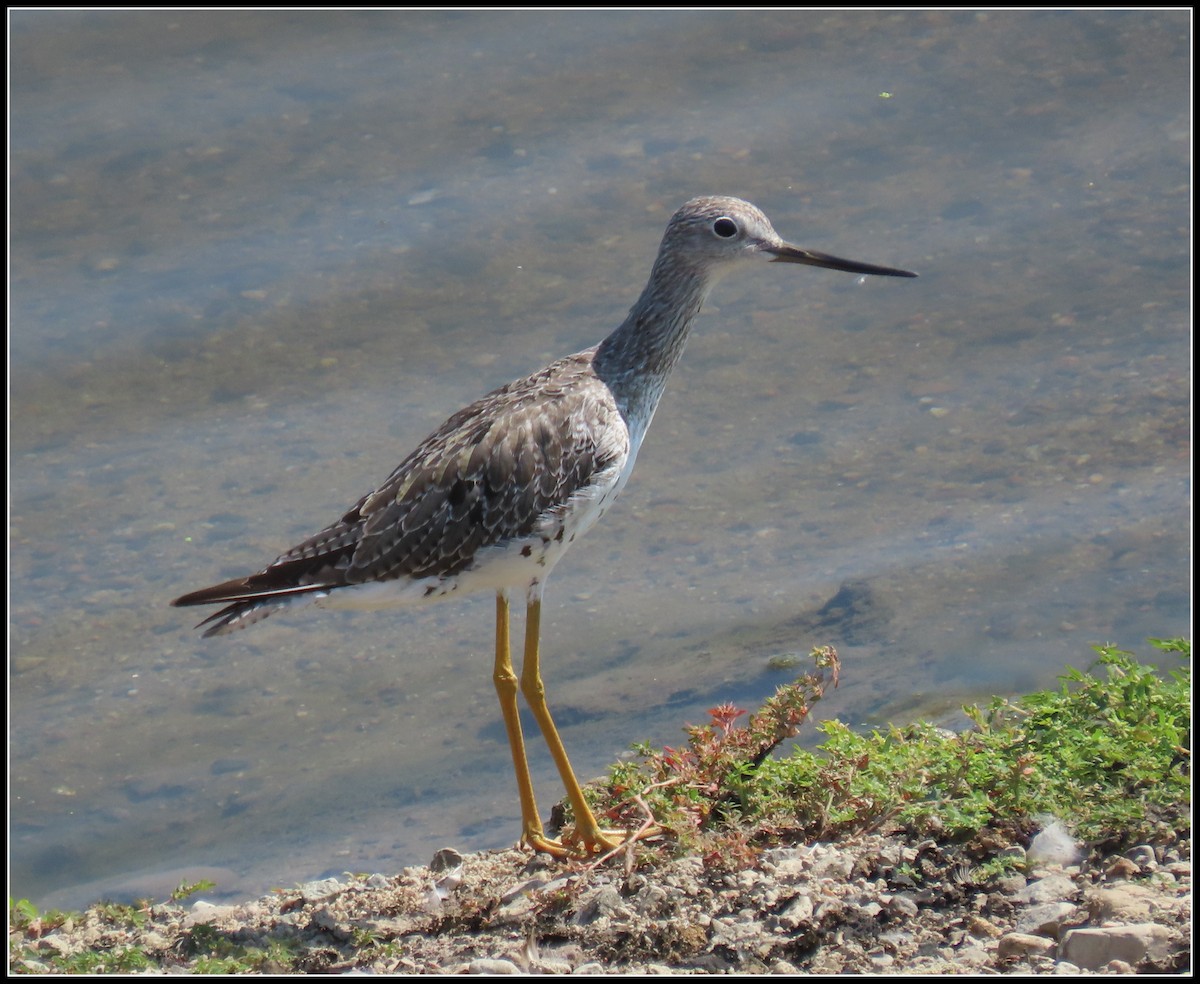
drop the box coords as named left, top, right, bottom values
left=522, top=820, right=661, bottom=861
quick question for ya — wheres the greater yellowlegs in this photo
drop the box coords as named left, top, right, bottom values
left=173, top=196, right=916, bottom=858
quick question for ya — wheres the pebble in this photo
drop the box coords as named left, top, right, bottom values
left=574, top=885, right=629, bottom=925
left=1125, top=845, right=1158, bottom=869
left=1014, top=900, right=1078, bottom=937
left=1085, top=884, right=1155, bottom=923
left=966, top=915, right=1004, bottom=938
left=998, top=932, right=1057, bottom=959
left=885, top=893, right=919, bottom=918
left=1105, top=856, right=1141, bottom=879
left=1059, top=923, right=1173, bottom=970
left=1014, top=872, right=1077, bottom=905
left=466, top=958, right=521, bottom=974
left=777, top=893, right=814, bottom=928
left=298, top=877, right=342, bottom=901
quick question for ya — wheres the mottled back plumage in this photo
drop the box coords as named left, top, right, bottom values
left=175, top=350, right=627, bottom=634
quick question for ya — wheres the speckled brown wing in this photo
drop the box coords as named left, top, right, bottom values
left=173, top=351, right=628, bottom=630
left=346, top=353, right=625, bottom=584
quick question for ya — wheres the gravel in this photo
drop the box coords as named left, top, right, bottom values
left=12, top=820, right=1190, bottom=975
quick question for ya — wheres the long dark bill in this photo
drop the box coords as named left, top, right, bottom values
left=768, top=242, right=917, bottom=278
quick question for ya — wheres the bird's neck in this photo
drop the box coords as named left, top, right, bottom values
left=593, top=253, right=714, bottom=434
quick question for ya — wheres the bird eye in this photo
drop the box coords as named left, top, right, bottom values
left=712, top=217, right=738, bottom=239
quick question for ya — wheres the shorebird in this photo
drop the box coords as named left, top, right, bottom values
left=173, top=195, right=916, bottom=858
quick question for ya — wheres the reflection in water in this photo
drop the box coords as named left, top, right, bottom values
left=9, top=10, right=1190, bottom=908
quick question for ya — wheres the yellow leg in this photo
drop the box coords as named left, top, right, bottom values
left=519, top=596, right=624, bottom=856
left=492, top=592, right=557, bottom=852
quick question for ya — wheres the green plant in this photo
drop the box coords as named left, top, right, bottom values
left=599, top=639, right=1189, bottom=855
left=971, top=853, right=1025, bottom=882
left=597, top=646, right=840, bottom=846
left=771, top=640, right=1189, bottom=845
left=969, top=639, right=1189, bottom=841
left=170, top=878, right=216, bottom=902
left=8, top=899, right=40, bottom=931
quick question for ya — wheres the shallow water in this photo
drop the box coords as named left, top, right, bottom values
left=10, top=10, right=1190, bottom=909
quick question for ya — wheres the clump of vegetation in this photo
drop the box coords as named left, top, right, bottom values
left=9, top=880, right=305, bottom=975
left=596, top=645, right=840, bottom=845
left=594, top=638, right=1190, bottom=854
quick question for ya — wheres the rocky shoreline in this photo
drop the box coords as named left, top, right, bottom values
left=14, top=821, right=1190, bottom=975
